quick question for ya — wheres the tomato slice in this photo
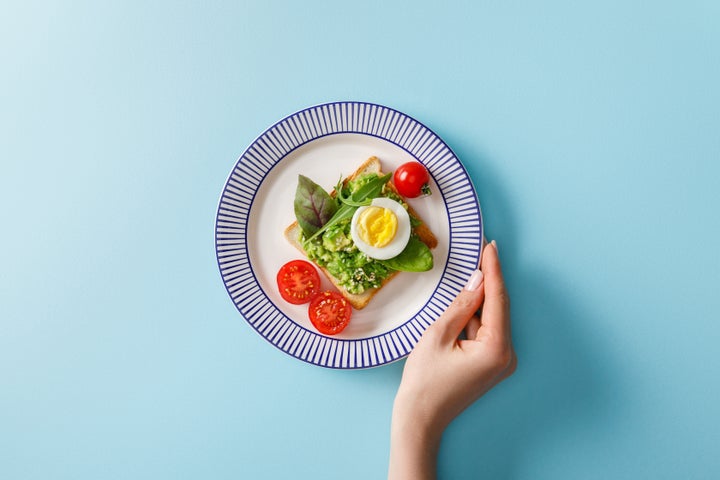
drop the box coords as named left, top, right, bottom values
left=308, top=291, right=352, bottom=335
left=393, top=161, right=431, bottom=198
left=276, top=260, right=321, bottom=305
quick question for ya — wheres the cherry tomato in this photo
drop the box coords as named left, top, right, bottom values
left=276, top=260, right=321, bottom=305
left=308, top=291, right=352, bottom=335
left=393, top=161, right=431, bottom=198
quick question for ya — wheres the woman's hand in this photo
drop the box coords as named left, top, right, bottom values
left=388, top=240, right=516, bottom=480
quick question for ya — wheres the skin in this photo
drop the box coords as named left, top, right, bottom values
left=388, top=240, right=517, bottom=480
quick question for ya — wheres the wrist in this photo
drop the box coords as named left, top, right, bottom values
left=392, top=391, right=447, bottom=441
left=391, top=414, right=442, bottom=456
left=389, top=397, right=444, bottom=480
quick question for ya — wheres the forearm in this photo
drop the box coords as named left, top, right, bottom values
left=388, top=406, right=442, bottom=480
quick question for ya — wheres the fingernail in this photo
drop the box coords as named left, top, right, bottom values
left=464, top=269, right=484, bottom=291
left=490, top=239, right=498, bottom=256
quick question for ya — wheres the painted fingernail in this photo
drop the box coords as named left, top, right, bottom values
left=464, top=269, right=484, bottom=291
left=490, top=239, right=498, bottom=256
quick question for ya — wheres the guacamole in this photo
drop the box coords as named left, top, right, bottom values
left=302, top=173, right=395, bottom=295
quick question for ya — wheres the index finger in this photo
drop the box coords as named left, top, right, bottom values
left=477, top=240, right=511, bottom=340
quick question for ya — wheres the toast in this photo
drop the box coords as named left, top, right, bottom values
left=284, top=156, right=438, bottom=309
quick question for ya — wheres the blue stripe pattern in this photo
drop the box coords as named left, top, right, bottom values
left=215, top=102, right=483, bottom=369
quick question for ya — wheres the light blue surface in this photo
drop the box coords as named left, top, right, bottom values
left=2, top=1, right=719, bottom=479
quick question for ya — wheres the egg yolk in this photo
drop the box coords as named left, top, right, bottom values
left=356, top=206, right=398, bottom=248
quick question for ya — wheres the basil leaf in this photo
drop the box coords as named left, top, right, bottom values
left=379, top=236, right=434, bottom=272
left=294, top=175, right=338, bottom=237
left=304, top=173, right=392, bottom=245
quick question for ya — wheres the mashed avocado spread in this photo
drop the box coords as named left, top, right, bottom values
left=301, top=173, right=407, bottom=295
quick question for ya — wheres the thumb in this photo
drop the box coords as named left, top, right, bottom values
left=434, top=269, right=485, bottom=344
left=476, top=240, right=511, bottom=340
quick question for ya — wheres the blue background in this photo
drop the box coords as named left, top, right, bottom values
left=2, top=1, right=719, bottom=478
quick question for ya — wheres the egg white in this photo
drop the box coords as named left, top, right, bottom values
left=350, top=197, right=411, bottom=260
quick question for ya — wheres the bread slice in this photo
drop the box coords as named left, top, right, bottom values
left=284, top=156, right=438, bottom=309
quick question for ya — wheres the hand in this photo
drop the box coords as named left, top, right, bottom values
left=388, top=240, right=516, bottom=480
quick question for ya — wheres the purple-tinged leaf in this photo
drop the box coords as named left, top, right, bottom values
left=294, top=175, right=338, bottom=237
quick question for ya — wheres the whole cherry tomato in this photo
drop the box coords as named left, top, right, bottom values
left=393, top=161, right=431, bottom=198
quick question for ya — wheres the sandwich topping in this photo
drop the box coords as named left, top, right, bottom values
left=295, top=171, right=433, bottom=295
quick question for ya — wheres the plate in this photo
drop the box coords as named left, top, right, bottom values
left=215, top=102, right=483, bottom=369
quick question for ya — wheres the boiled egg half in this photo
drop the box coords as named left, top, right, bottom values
left=350, top=197, right=411, bottom=260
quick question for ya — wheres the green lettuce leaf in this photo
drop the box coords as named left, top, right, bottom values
left=379, top=236, right=434, bottom=272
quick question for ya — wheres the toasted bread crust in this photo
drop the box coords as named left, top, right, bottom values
left=284, top=156, right=437, bottom=309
